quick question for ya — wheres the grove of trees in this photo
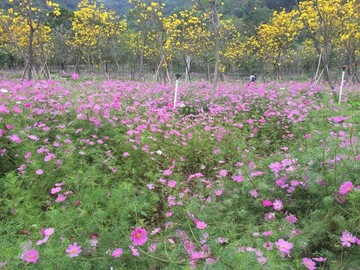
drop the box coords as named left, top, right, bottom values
left=0, top=0, right=359, bottom=87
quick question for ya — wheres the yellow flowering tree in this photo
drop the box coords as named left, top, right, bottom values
left=295, top=0, right=348, bottom=89
left=220, top=19, right=243, bottom=75
left=173, top=8, right=213, bottom=82
left=336, top=0, right=360, bottom=83
left=247, top=9, right=303, bottom=80
left=70, top=0, right=126, bottom=72
left=193, top=0, right=223, bottom=90
left=128, top=0, right=166, bottom=81
left=1, top=0, right=60, bottom=79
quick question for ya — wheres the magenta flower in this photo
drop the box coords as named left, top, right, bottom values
left=305, top=134, right=312, bottom=139
left=302, top=258, right=316, bottom=270
left=215, top=189, right=223, bottom=196
left=273, top=199, right=283, bottom=211
left=129, top=245, right=140, bottom=256
left=8, top=134, right=22, bottom=143
left=130, top=227, right=148, bottom=246
left=167, top=180, right=177, bottom=188
left=285, top=214, right=298, bottom=224
left=218, top=169, right=228, bottom=177
left=66, top=242, right=82, bottom=257
left=263, top=241, right=273, bottom=250
left=330, top=116, right=344, bottom=123
left=148, top=243, right=157, bottom=252
left=146, top=184, right=155, bottom=190
left=37, top=227, right=55, bottom=245
left=35, top=169, right=43, bottom=175
left=262, top=199, right=273, bottom=207
left=71, top=73, right=79, bottom=80
left=249, top=189, right=258, bottom=198
left=55, top=194, right=67, bottom=203
left=339, top=181, right=354, bottom=195
left=51, top=187, right=61, bottom=194
left=262, top=231, right=272, bottom=236
left=21, top=249, right=39, bottom=263
left=275, top=239, right=293, bottom=257
left=150, top=228, right=160, bottom=235
left=340, top=230, right=356, bottom=247
left=163, top=169, right=172, bottom=176
left=195, top=220, right=207, bottom=230
left=111, top=248, right=123, bottom=257
left=313, top=257, right=327, bottom=262
left=232, top=175, right=244, bottom=182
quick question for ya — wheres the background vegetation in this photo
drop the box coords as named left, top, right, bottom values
left=0, top=0, right=359, bottom=86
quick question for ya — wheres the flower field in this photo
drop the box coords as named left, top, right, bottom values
left=0, top=79, right=359, bottom=269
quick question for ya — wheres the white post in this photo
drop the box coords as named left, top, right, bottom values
left=174, top=74, right=181, bottom=109
left=339, top=68, right=346, bottom=104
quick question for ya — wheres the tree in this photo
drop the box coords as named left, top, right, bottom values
left=1, top=0, right=60, bottom=80
left=193, top=0, right=222, bottom=91
left=336, top=0, right=360, bottom=83
left=46, top=8, right=73, bottom=72
left=70, top=0, right=126, bottom=73
left=247, top=9, right=303, bottom=79
left=173, top=7, right=212, bottom=82
left=295, top=0, right=347, bottom=89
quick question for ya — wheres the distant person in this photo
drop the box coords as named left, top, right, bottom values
left=249, top=72, right=257, bottom=83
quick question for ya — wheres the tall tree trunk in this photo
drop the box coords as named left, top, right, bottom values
left=212, top=5, right=221, bottom=92
left=28, top=26, right=35, bottom=80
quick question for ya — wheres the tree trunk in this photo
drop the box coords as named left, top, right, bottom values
left=212, top=6, right=221, bottom=92
left=27, top=26, right=35, bottom=80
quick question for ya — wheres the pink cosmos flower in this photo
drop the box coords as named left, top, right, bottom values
left=262, top=199, right=273, bottom=207
left=305, top=134, right=312, bottom=139
left=190, top=251, right=207, bottom=262
left=273, top=199, right=283, bottom=211
left=195, top=220, right=207, bottom=230
left=263, top=241, right=273, bottom=250
left=55, top=194, right=67, bottom=203
left=313, top=257, right=327, bottom=262
left=249, top=189, right=258, bottom=198
left=35, top=169, right=43, bottom=175
left=339, top=181, right=354, bottom=195
left=275, top=239, right=293, bottom=257
left=43, top=228, right=54, bottom=236
left=8, top=134, right=22, bottom=143
left=285, top=214, right=298, bottom=224
left=51, top=187, right=61, bottom=194
left=340, top=230, right=356, bottom=247
left=232, top=175, right=244, bottom=182
left=21, top=249, right=39, bottom=263
left=330, top=116, right=344, bottom=123
left=163, top=169, right=172, bottom=176
left=151, top=228, right=160, bottom=235
left=71, top=73, right=79, bottom=80
left=302, top=258, right=316, bottom=270
left=215, top=189, right=223, bottom=196
left=130, top=227, right=148, bottom=246
left=111, top=248, right=123, bottom=257
left=37, top=228, right=55, bottom=245
left=66, top=242, right=82, bottom=257
left=148, top=243, right=157, bottom=252
left=257, top=257, right=267, bottom=264
left=129, top=245, right=140, bottom=256
left=147, top=184, right=155, bottom=190
left=167, top=180, right=177, bottom=188
left=262, top=231, right=272, bottom=236
left=218, top=169, right=228, bottom=177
